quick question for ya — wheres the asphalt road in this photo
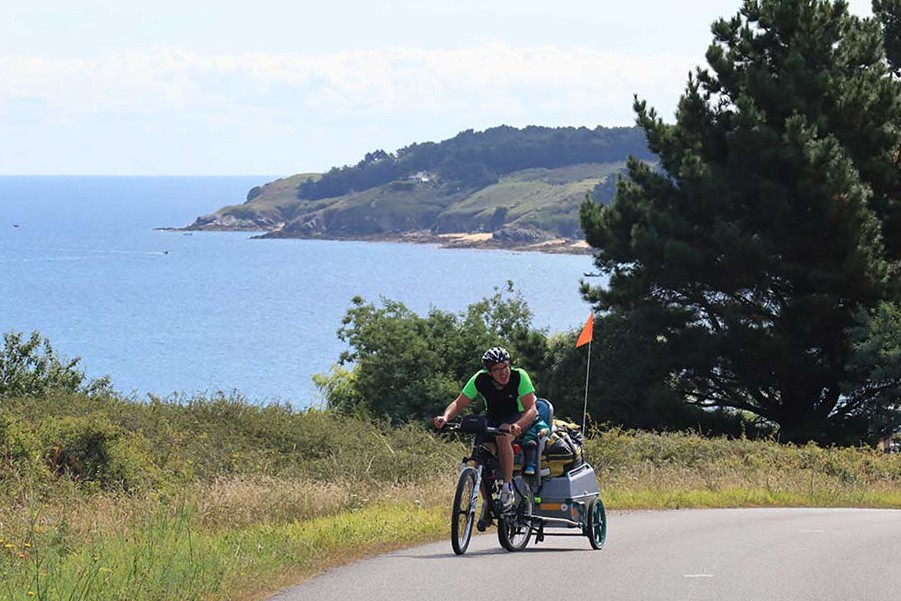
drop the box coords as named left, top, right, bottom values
left=271, top=508, right=901, bottom=601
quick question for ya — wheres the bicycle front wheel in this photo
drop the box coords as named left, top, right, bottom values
left=498, top=487, right=532, bottom=552
left=451, top=466, right=479, bottom=555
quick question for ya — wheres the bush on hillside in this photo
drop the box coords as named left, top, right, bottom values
left=0, top=414, right=44, bottom=487
left=0, top=330, right=111, bottom=399
left=316, top=284, right=547, bottom=422
left=586, top=428, right=901, bottom=485
left=2, top=389, right=460, bottom=486
left=39, top=414, right=163, bottom=490
left=317, top=288, right=753, bottom=437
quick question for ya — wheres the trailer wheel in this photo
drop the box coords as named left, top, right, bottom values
left=586, top=496, right=606, bottom=550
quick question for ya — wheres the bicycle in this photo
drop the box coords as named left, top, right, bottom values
left=444, top=415, right=534, bottom=555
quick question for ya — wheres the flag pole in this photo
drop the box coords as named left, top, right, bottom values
left=575, top=311, right=594, bottom=437
left=581, top=338, right=591, bottom=436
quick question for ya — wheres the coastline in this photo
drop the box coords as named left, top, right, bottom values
left=161, top=225, right=595, bottom=255
left=420, top=231, right=592, bottom=254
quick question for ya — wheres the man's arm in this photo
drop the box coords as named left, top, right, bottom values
left=500, top=392, right=537, bottom=437
left=513, top=392, right=538, bottom=433
left=433, top=393, right=472, bottom=429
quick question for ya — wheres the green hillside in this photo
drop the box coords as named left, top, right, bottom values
left=185, top=126, right=649, bottom=252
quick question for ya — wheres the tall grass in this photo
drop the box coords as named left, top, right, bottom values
left=590, top=428, right=901, bottom=508
left=2, top=392, right=900, bottom=600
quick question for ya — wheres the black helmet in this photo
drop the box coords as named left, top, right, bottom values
left=482, top=346, right=511, bottom=369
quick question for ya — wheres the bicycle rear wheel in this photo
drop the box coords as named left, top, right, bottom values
left=451, top=467, right=479, bottom=555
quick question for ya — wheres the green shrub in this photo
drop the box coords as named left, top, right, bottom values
left=0, top=330, right=111, bottom=398
left=39, top=415, right=162, bottom=490
left=106, top=430, right=167, bottom=490
left=0, top=413, right=49, bottom=488
left=319, top=285, right=547, bottom=422
left=0, top=413, right=41, bottom=466
left=389, top=180, right=416, bottom=191
left=312, top=366, right=362, bottom=413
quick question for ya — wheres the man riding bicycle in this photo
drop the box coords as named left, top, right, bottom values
left=433, top=346, right=538, bottom=515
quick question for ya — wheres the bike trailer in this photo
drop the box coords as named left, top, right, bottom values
left=533, top=463, right=599, bottom=524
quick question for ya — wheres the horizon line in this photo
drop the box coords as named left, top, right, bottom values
left=0, top=173, right=287, bottom=178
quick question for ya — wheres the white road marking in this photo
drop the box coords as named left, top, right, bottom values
left=683, top=574, right=714, bottom=578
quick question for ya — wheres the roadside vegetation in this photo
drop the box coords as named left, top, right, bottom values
left=1, top=333, right=900, bottom=600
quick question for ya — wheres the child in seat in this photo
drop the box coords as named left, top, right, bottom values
left=522, top=413, right=550, bottom=476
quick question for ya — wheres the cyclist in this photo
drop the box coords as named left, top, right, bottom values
left=433, top=346, right=538, bottom=515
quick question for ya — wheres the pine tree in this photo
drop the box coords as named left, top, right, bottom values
left=874, top=0, right=901, bottom=72
left=580, top=0, right=901, bottom=443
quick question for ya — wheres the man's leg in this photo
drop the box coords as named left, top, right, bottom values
left=475, top=440, right=498, bottom=531
left=496, top=433, right=518, bottom=511
left=477, top=478, right=493, bottom=531
left=496, top=432, right=514, bottom=482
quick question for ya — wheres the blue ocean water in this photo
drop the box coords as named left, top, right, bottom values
left=0, top=176, right=600, bottom=407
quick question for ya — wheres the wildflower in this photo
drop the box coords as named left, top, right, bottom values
left=27, top=592, right=35, bottom=597
left=24, top=543, right=31, bottom=548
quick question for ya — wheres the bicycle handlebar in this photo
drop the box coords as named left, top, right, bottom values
left=440, top=421, right=510, bottom=437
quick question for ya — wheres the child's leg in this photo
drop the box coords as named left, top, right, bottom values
left=523, top=437, right=539, bottom=474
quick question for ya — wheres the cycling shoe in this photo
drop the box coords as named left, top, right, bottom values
left=499, top=486, right=515, bottom=512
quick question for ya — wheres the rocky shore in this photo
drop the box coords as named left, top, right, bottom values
left=165, top=220, right=592, bottom=255
left=256, top=229, right=593, bottom=254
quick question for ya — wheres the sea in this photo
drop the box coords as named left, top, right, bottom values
left=0, top=176, right=601, bottom=408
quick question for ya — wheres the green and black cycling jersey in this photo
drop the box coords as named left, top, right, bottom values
left=461, top=368, right=535, bottom=423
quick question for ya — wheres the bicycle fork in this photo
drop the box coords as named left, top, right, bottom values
left=464, top=462, right=484, bottom=522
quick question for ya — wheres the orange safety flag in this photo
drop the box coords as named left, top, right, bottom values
left=576, top=313, right=594, bottom=348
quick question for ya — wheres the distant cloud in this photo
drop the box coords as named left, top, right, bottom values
left=1, top=44, right=694, bottom=120
left=0, top=44, right=695, bottom=174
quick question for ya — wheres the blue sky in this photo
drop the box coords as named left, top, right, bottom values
left=0, top=0, right=874, bottom=175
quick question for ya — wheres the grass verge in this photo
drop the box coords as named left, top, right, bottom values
left=2, top=395, right=900, bottom=600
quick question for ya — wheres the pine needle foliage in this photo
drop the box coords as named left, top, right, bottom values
left=581, top=0, right=901, bottom=443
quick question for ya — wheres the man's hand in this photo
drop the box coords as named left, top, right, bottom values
left=433, top=416, right=447, bottom=430
left=501, top=422, right=522, bottom=436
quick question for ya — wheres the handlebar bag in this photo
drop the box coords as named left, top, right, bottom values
left=459, top=414, right=488, bottom=434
